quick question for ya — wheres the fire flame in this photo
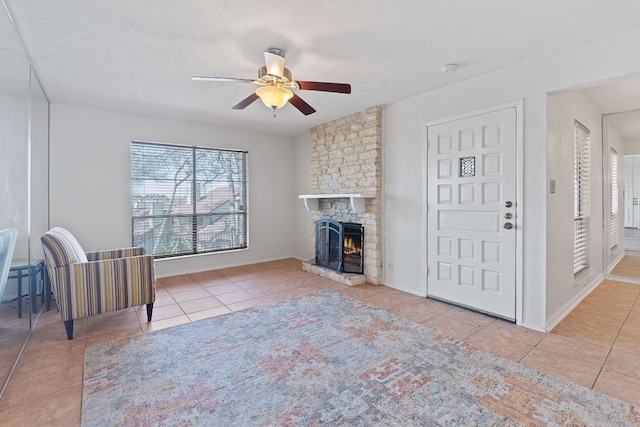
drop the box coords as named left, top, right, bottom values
left=344, top=237, right=361, bottom=255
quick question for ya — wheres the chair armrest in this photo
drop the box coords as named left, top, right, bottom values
left=50, top=255, right=156, bottom=321
left=86, top=247, right=146, bottom=261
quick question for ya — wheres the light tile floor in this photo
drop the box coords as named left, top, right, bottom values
left=1, top=258, right=639, bottom=425
left=611, top=252, right=640, bottom=279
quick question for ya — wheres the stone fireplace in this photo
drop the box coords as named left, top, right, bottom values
left=301, top=106, right=382, bottom=285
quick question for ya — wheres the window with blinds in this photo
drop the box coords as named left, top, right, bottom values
left=574, top=121, right=590, bottom=275
left=131, top=141, right=248, bottom=258
left=610, top=148, right=619, bottom=249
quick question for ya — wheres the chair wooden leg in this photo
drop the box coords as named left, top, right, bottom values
left=146, top=303, right=154, bottom=322
left=64, top=320, right=74, bottom=340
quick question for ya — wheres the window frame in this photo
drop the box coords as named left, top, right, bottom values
left=131, top=141, right=248, bottom=259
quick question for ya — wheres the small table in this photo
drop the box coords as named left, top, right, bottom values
left=8, top=259, right=50, bottom=318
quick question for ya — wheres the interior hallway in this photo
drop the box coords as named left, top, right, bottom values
left=0, top=258, right=639, bottom=425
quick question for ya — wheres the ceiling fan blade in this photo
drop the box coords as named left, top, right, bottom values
left=232, top=93, right=260, bottom=110
left=264, top=49, right=285, bottom=78
left=192, top=76, right=255, bottom=83
left=296, top=81, right=351, bottom=94
left=289, top=93, right=316, bottom=115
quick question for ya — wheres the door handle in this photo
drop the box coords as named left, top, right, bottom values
left=504, top=213, right=513, bottom=219
left=503, top=222, right=513, bottom=229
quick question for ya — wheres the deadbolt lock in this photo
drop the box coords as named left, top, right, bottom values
left=504, top=213, right=513, bottom=220
left=503, top=222, right=513, bottom=230
left=505, top=201, right=513, bottom=208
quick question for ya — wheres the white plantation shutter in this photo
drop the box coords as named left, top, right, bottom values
left=610, top=148, right=619, bottom=249
left=574, top=121, right=590, bottom=275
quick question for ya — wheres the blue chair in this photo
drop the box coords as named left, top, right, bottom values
left=0, top=229, right=18, bottom=304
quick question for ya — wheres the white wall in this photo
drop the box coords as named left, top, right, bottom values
left=625, top=139, right=640, bottom=155
left=50, top=103, right=295, bottom=277
left=30, top=94, right=50, bottom=261
left=546, top=90, right=603, bottom=327
left=292, top=27, right=640, bottom=331
left=292, top=131, right=312, bottom=260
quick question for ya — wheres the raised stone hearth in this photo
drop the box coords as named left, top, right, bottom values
left=302, top=262, right=367, bottom=286
left=302, top=106, right=383, bottom=285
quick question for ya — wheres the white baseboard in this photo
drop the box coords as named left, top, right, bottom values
left=155, top=255, right=299, bottom=278
left=604, top=273, right=640, bottom=286
left=383, top=281, right=427, bottom=298
left=606, top=251, right=625, bottom=273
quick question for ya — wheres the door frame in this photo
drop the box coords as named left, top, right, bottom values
left=424, top=100, right=524, bottom=324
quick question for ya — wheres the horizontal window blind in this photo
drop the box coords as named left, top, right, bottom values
left=131, top=141, right=248, bottom=258
left=574, top=121, right=590, bottom=275
left=610, top=148, right=619, bottom=249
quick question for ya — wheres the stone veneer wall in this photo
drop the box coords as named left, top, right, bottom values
left=307, top=106, right=382, bottom=284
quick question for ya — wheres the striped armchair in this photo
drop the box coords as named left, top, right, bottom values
left=41, top=227, right=156, bottom=340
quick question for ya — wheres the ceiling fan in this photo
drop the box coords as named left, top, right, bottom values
left=192, top=48, right=351, bottom=116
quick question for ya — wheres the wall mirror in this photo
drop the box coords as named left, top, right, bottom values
left=0, top=2, right=50, bottom=397
left=607, top=109, right=640, bottom=280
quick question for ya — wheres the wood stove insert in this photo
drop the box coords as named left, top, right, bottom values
left=315, top=218, right=364, bottom=274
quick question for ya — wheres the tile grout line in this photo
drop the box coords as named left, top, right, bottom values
left=594, top=289, right=638, bottom=386
left=589, top=289, right=640, bottom=390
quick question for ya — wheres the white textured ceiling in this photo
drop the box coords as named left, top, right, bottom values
left=6, top=0, right=640, bottom=136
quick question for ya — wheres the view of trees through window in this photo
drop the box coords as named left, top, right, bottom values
left=131, top=141, right=247, bottom=258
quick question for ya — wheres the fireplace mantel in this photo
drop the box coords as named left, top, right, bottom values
left=298, top=193, right=374, bottom=213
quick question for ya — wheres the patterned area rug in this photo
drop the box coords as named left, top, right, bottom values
left=82, top=291, right=639, bottom=426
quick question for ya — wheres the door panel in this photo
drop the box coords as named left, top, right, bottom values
left=427, top=108, right=517, bottom=320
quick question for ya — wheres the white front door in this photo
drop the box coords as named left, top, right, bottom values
left=427, top=107, right=517, bottom=320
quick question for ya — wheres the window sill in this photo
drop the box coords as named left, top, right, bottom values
left=574, top=267, right=597, bottom=286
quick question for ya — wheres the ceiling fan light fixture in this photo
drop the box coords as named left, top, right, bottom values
left=255, top=85, right=293, bottom=109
